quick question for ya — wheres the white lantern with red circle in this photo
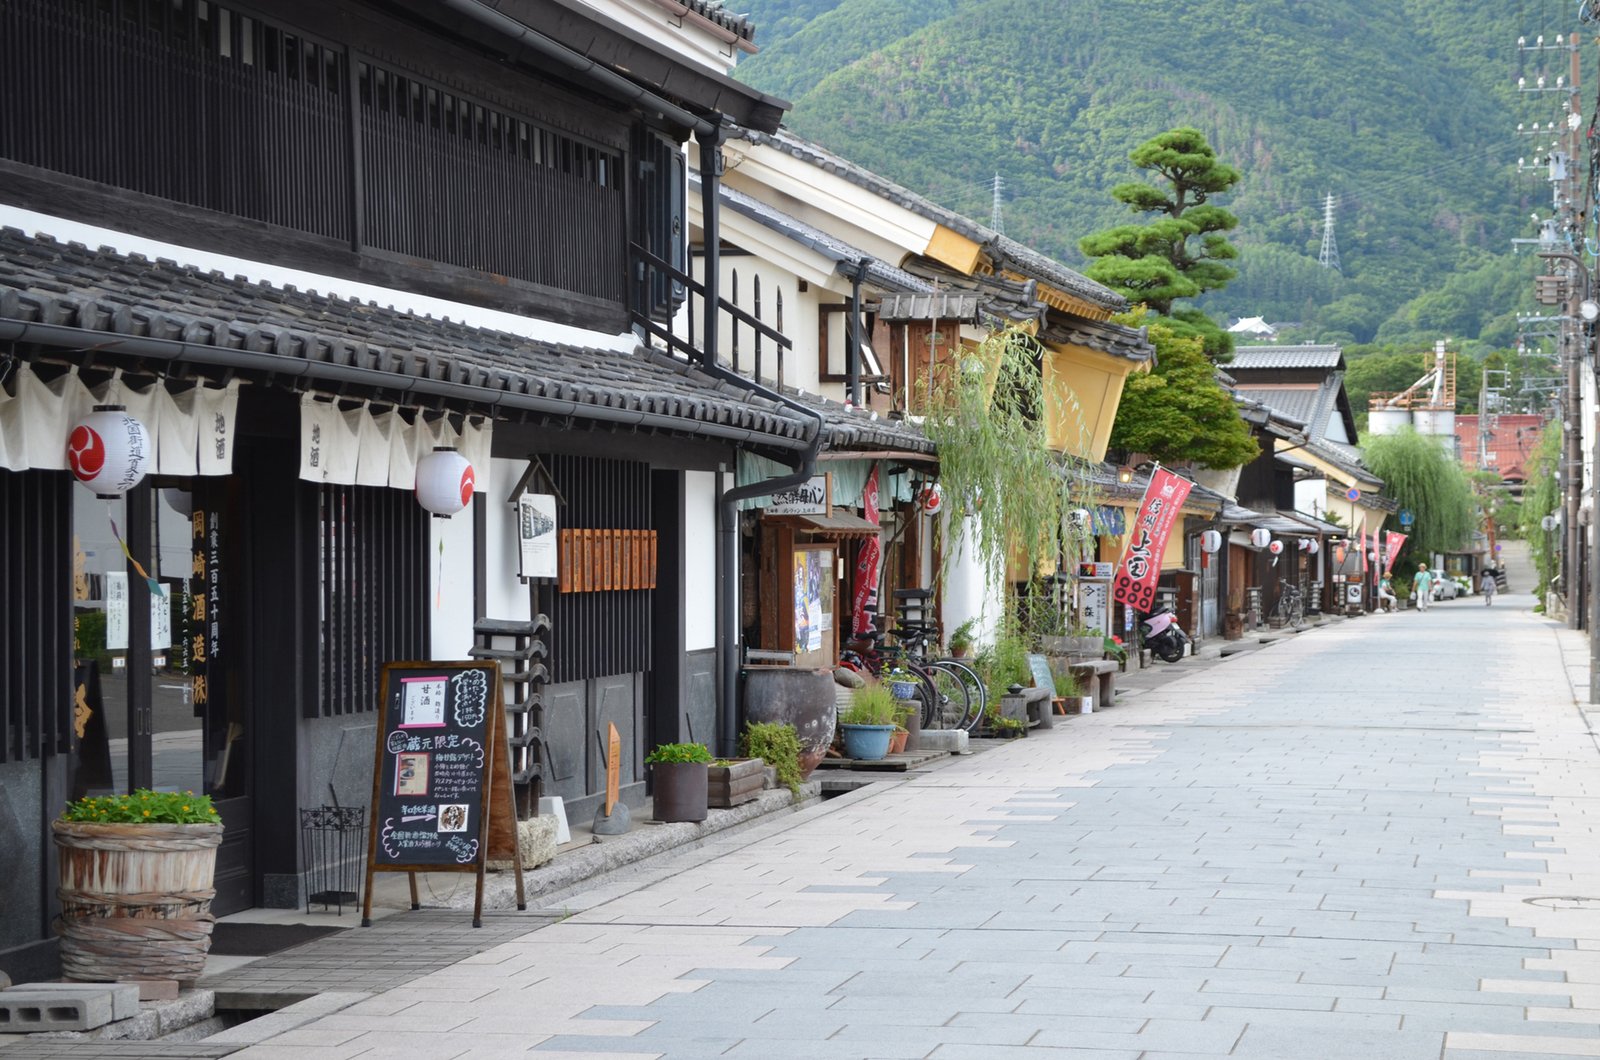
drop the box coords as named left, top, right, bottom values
left=1306, top=539, right=1321, bottom=556
left=415, top=447, right=475, bottom=517
left=921, top=483, right=943, bottom=516
left=1199, top=529, right=1223, bottom=554
left=1267, top=539, right=1285, bottom=555
left=67, top=405, right=150, bottom=498
left=1249, top=527, right=1271, bottom=549
left=1296, top=538, right=1311, bottom=552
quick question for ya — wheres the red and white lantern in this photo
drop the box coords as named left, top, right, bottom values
left=1306, top=539, right=1321, bottom=556
left=1296, top=538, right=1311, bottom=552
left=921, top=483, right=943, bottom=516
left=415, top=447, right=475, bottom=517
left=67, top=405, right=149, bottom=498
left=1267, top=539, right=1285, bottom=555
left=1249, top=528, right=1271, bottom=549
left=1199, top=529, right=1223, bottom=553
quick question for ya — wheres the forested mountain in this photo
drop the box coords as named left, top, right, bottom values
left=732, top=1, right=1572, bottom=352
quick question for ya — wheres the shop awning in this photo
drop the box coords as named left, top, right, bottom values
left=786, top=511, right=882, bottom=539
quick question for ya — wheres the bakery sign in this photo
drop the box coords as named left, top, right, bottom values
left=764, top=473, right=832, bottom=516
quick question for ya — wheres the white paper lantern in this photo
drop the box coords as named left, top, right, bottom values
left=1199, top=529, right=1223, bottom=553
left=1307, top=539, right=1321, bottom=555
left=67, top=406, right=149, bottom=497
left=1250, top=527, right=1271, bottom=548
left=415, top=447, right=475, bottom=517
left=921, top=483, right=943, bottom=516
left=1268, top=539, right=1284, bottom=555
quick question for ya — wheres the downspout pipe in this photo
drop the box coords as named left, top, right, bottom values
left=847, top=258, right=869, bottom=408
left=695, top=125, right=825, bottom=757
left=439, top=0, right=717, bottom=137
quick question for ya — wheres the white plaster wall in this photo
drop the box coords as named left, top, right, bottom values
left=576, top=0, right=743, bottom=72
left=684, top=470, right=717, bottom=651
left=484, top=457, right=534, bottom=624
left=1295, top=477, right=1330, bottom=520
left=429, top=503, right=477, bottom=661
left=941, top=514, right=999, bottom=652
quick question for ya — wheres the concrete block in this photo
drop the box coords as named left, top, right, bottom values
left=538, top=795, right=571, bottom=843
left=3, top=981, right=141, bottom=1021
left=0, top=987, right=116, bottom=1031
left=133, top=978, right=180, bottom=1001
left=918, top=729, right=968, bottom=754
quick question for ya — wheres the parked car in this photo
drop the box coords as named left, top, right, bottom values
left=1432, top=577, right=1461, bottom=601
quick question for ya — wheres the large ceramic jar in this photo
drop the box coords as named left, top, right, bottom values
left=742, top=667, right=836, bottom=777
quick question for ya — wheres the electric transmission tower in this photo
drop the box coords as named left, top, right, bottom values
left=990, top=172, right=1005, bottom=236
left=1318, top=193, right=1341, bottom=272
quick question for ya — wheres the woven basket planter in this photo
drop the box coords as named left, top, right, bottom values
left=52, top=819, right=223, bottom=983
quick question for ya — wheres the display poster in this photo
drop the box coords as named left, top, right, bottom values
left=791, top=547, right=836, bottom=667
left=517, top=493, right=558, bottom=580
left=104, top=572, right=170, bottom=651
left=766, top=474, right=830, bottom=516
left=1078, top=581, right=1111, bottom=637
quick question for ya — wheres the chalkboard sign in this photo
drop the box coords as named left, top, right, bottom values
left=362, top=660, right=522, bottom=927
left=1025, top=653, right=1056, bottom=696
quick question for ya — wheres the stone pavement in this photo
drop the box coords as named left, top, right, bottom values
left=16, top=574, right=1600, bottom=1058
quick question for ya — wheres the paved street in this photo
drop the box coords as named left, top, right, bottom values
left=222, top=580, right=1600, bottom=1059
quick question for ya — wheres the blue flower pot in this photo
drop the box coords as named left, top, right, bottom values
left=890, top=681, right=919, bottom=700
left=839, top=723, right=895, bottom=761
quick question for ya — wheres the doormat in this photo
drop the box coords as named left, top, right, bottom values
left=209, top=923, right=346, bottom=957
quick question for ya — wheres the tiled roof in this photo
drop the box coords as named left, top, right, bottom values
left=677, top=0, right=756, bottom=42
left=701, top=173, right=932, bottom=293
left=876, top=293, right=982, bottom=323
left=1228, top=345, right=1345, bottom=370
left=791, top=391, right=935, bottom=455
left=1235, top=386, right=1322, bottom=427
left=0, top=228, right=814, bottom=451
left=1041, top=316, right=1154, bottom=364
left=733, top=127, right=1126, bottom=311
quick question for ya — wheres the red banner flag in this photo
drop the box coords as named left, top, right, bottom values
left=1384, top=531, right=1407, bottom=573
left=852, top=466, right=882, bottom=637
left=1112, top=467, right=1192, bottom=612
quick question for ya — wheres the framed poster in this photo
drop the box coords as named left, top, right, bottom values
left=791, top=544, right=837, bottom=669
left=517, top=493, right=558, bottom=580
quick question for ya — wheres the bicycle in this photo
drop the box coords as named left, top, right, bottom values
left=1271, top=582, right=1305, bottom=628
left=841, top=623, right=982, bottom=732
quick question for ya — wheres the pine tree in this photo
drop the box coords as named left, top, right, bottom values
left=1108, top=314, right=1258, bottom=469
left=1078, top=127, right=1241, bottom=320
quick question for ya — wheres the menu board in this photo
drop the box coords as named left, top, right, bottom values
left=363, top=661, right=523, bottom=927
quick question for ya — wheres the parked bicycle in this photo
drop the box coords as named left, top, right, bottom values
left=839, top=621, right=986, bottom=732
left=1271, top=582, right=1305, bottom=628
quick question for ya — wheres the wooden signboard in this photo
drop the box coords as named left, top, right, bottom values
left=362, top=661, right=525, bottom=928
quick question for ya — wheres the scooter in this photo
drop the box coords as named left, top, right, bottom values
left=1140, top=607, right=1189, bottom=663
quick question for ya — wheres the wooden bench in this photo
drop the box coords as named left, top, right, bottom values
left=1067, top=659, right=1118, bottom=709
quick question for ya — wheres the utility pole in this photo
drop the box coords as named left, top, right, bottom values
left=990, top=172, right=1006, bottom=236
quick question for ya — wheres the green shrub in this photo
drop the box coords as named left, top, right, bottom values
left=61, top=788, right=221, bottom=824
left=740, top=721, right=803, bottom=795
left=644, top=742, right=712, bottom=765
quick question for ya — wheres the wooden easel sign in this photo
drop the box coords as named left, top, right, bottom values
left=362, top=660, right=524, bottom=928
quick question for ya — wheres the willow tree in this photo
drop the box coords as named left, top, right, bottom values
left=1361, top=427, right=1478, bottom=580
left=921, top=326, right=1095, bottom=593
left=1517, top=425, right=1560, bottom=601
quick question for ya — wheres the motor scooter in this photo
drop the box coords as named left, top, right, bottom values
left=1140, top=606, right=1189, bottom=663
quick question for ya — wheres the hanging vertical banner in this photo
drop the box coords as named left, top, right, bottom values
left=1384, top=531, right=1408, bottom=573
left=852, top=466, right=882, bottom=637
left=1112, top=467, right=1192, bottom=613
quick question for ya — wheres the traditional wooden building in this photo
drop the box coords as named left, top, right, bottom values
left=0, top=0, right=807, bottom=977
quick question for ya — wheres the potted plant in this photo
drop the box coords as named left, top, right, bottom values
left=54, top=788, right=223, bottom=983
left=740, top=721, right=805, bottom=797
left=883, top=665, right=921, bottom=701
left=706, top=757, right=767, bottom=808
left=947, top=618, right=977, bottom=659
left=888, top=699, right=917, bottom=754
left=646, top=742, right=712, bottom=823
left=839, top=683, right=897, bottom=761
left=982, top=703, right=1028, bottom=739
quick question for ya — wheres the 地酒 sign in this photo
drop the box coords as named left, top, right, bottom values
left=1112, top=467, right=1192, bottom=613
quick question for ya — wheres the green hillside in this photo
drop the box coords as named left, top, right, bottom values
left=734, top=0, right=1572, bottom=349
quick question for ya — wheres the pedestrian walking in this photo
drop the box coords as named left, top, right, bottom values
left=1481, top=566, right=1498, bottom=606
left=1412, top=563, right=1434, bottom=611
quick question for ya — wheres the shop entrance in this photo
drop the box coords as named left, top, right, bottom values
left=70, top=473, right=253, bottom=915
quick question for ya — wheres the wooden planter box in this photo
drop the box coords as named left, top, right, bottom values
left=708, top=758, right=766, bottom=808
left=53, top=820, right=223, bottom=983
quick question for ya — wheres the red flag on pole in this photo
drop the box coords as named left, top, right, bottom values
left=1112, top=467, right=1192, bottom=613
left=1384, top=531, right=1407, bottom=573
left=852, top=466, right=882, bottom=637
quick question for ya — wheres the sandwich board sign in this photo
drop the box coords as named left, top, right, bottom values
left=363, top=660, right=525, bottom=927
